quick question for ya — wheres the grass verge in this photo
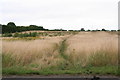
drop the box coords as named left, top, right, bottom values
left=3, top=66, right=118, bottom=76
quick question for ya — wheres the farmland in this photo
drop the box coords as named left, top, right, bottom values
left=2, top=31, right=119, bottom=76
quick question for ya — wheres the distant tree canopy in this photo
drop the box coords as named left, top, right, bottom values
left=7, top=22, right=16, bottom=27
left=101, top=28, right=106, bottom=31
left=2, top=22, right=46, bottom=33
left=49, top=29, right=67, bottom=31
left=2, top=22, right=69, bottom=33
left=81, top=28, right=85, bottom=31
left=2, top=22, right=117, bottom=34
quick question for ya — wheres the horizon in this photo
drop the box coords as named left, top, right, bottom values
left=1, top=22, right=119, bottom=30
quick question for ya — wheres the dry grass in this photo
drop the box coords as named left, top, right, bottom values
left=66, top=32, right=118, bottom=67
left=2, top=31, right=118, bottom=73
left=2, top=36, right=66, bottom=69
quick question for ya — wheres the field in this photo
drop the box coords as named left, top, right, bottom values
left=2, top=31, right=119, bottom=76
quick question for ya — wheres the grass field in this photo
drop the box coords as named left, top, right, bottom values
left=2, top=31, right=119, bottom=76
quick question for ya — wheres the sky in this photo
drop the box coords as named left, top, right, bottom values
left=0, top=0, right=119, bottom=30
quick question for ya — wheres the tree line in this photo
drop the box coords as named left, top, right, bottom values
left=2, top=22, right=69, bottom=33
left=2, top=22, right=46, bottom=33
left=2, top=22, right=119, bottom=34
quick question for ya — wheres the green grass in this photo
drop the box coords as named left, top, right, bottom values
left=3, top=52, right=118, bottom=76
left=2, top=65, right=119, bottom=76
left=59, top=39, right=68, bottom=60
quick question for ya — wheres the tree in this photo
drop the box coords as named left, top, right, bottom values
left=87, top=29, right=91, bottom=31
left=102, top=28, right=106, bottom=31
left=111, top=30, right=116, bottom=32
left=7, top=22, right=17, bottom=33
left=2, top=22, right=49, bottom=33
left=7, top=22, right=16, bottom=27
left=81, top=28, right=85, bottom=31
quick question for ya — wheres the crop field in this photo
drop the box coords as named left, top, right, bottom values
left=2, top=31, right=119, bottom=76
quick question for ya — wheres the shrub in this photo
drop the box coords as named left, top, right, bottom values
left=30, top=32, right=38, bottom=37
left=13, top=33, right=19, bottom=37
left=2, top=33, right=12, bottom=37
left=13, top=32, right=38, bottom=38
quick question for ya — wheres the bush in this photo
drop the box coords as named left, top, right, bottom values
left=13, top=33, right=19, bottom=37
left=2, top=33, right=12, bottom=37
left=30, top=32, right=38, bottom=37
left=13, top=32, right=38, bottom=38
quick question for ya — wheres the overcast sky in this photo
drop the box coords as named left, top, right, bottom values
left=0, top=0, right=119, bottom=30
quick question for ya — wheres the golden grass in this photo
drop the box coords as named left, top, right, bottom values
left=66, top=32, right=118, bottom=67
left=2, top=36, right=66, bottom=69
left=2, top=32, right=118, bottom=70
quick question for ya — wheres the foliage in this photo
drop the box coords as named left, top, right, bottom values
left=102, top=28, right=106, bottom=31
left=2, top=22, right=69, bottom=34
left=87, top=29, right=91, bottom=31
left=81, top=28, right=85, bottom=31
left=111, top=30, right=117, bottom=32
left=13, top=32, right=38, bottom=38
left=2, top=33, right=12, bottom=37
left=2, top=22, right=46, bottom=33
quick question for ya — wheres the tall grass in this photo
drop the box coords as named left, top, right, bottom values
left=2, top=32, right=118, bottom=75
left=65, top=32, right=118, bottom=67
left=2, top=37, right=65, bottom=69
